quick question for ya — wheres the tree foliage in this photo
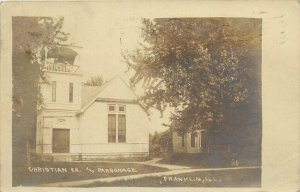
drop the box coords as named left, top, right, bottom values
left=12, top=17, right=69, bottom=185
left=124, top=18, right=261, bottom=134
left=149, top=130, right=172, bottom=157
left=13, top=17, right=70, bottom=112
left=84, top=75, right=104, bottom=86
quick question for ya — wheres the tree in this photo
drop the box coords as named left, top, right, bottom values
left=149, top=130, right=172, bottom=157
left=84, top=75, right=104, bottom=86
left=12, top=16, right=69, bottom=186
left=124, top=18, right=261, bottom=141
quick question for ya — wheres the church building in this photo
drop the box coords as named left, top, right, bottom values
left=35, top=46, right=150, bottom=161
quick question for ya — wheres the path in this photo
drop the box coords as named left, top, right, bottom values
left=75, top=158, right=191, bottom=170
left=38, top=166, right=260, bottom=187
left=136, top=158, right=191, bottom=170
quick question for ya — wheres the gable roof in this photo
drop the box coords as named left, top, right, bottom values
left=79, top=75, right=149, bottom=115
left=81, top=86, right=104, bottom=108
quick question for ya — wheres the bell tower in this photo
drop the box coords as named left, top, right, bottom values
left=41, top=45, right=83, bottom=112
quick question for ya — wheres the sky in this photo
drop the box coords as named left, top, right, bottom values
left=63, top=16, right=141, bottom=80
left=61, top=14, right=170, bottom=134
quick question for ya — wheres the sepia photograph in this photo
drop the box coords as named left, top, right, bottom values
left=11, top=15, right=262, bottom=187
left=0, top=1, right=299, bottom=191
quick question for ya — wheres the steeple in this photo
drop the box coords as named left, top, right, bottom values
left=42, top=44, right=82, bottom=74
left=41, top=44, right=83, bottom=111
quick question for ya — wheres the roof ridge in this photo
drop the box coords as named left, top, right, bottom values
left=79, top=75, right=150, bottom=116
left=82, top=84, right=106, bottom=100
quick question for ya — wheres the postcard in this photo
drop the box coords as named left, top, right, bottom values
left=0, top=1, right=299, bottom=192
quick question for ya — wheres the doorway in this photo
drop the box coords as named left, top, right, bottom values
left=52, top=129, right=70, bottom=153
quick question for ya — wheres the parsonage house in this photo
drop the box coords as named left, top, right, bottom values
left=35, top=46, right=150, bottom=161
left=172, top=130, right=208, bottom=154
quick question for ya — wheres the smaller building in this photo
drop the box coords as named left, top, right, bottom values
left=172, top=130, right=208, bottom=154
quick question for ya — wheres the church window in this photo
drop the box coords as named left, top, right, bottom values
left=52, top=81, right=56, bottom=102
left=118, top=105, right=125, bottom=112
left=118, top=114, right=126, bottom=143
left=108, top=104, right=116, bottom=112
left=69, top=83, right=73, bottom=103
left=108, top=104, right=126, bottom=143
left=108, top=114, right=117, bottom=143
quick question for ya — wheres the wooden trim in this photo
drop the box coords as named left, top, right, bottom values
left=38, top=152, right=148, bottom=155
left=36, top=143, right=149, bottom=145
left=43, top=70, right=83, bottom=76
left=96, top=98, right=139, bottom=104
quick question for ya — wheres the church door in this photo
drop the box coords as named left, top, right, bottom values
left=52, top=129, right=70, bottom=153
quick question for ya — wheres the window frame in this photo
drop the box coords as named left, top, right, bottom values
left=69, top=83, right=74, bottom=103
left=199, top=130, right=207, bottom=149
left=117, top=114, right=126, bottom=143
left=108, top=114, right=117, bottom=143
left=107, top=104, right=126, bottom=143
left=191, top=133, right=196, bottom=148
left=118, top=105, right=126, bottom=113
left=181, top=134, right=185, bottom=147
left=108, top=104, right=116, bottom=113
left=52, top=81, right=56, bottom=102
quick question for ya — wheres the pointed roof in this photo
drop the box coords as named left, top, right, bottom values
left=80, top=76, right=149, bottom=115
left=81, top=86, right=103, bottom=107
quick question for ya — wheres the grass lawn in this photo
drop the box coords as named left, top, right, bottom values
left=158, top=153, right=261, bottom=169
left=84, top=168, right=261, bottom=187
left=22, top=161, right=168, bottom=186
left=157, top=154, right=209, bottom=168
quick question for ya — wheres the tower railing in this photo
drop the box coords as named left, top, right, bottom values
left=43, top=62, right=80, bottom=74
